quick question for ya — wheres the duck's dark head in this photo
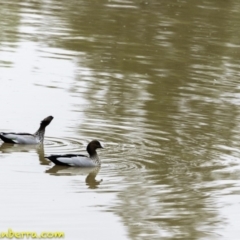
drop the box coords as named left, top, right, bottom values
left=40, top=116, right=54, bottom=128
left=87, top=140, right=104, bottom=156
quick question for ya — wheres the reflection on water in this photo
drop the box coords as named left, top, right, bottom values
left=0, top=142, right=49, bottom=165
left=1, top=0, right=240, bottom=239
left=46, top=166, right=102, bottom=189
left=0, top=140, right=102, bottom=189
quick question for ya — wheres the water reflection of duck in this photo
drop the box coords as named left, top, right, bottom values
left=0, top=143, right=50, bottom=165
left=45, top=140, right=104, bottom=167
left=46, top=166, right=102, bottom=188
left=0, top=116, right=53, bottom=144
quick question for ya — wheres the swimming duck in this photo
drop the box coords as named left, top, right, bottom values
left=45, top=140, right=103, bottom=167
left=0, top=116, right=53, bottom=144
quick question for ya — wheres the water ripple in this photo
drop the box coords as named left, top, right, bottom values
left=43, top=137, right=158, bottom=173
left=44, top=136, right=87, bottom=154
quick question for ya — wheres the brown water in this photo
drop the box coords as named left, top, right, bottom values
left=1, top=1, right=240, bottom=239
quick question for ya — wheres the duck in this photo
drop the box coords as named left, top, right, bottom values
left=45, top=140, right=104, bottom=167
left=0, top=116, right=53, bottom=144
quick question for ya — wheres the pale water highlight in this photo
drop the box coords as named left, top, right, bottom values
left=1, top=1, right=240, bottom=240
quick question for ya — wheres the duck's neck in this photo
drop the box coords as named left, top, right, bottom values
left=34, top=127, right=45, bottom=143
left=90, top=153, right=101, bottom=166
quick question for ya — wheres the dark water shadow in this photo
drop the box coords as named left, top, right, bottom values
left=46, top=165, right=102, bottom=189
left=0, top=142, right=50, bottom=165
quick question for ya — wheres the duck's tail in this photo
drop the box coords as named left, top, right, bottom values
left=0, top=133, right=16, bottom=143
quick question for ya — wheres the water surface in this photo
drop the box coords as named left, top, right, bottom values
left=1, top=1, right=240, bottom=239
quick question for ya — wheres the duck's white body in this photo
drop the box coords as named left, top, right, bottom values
left=0, top=133, right=41, bottom=144
left=0, top=116, right=53, bottom=145
left=47, top=154, right=98, bottom=167
left=45, top=140, right=103, bottom=167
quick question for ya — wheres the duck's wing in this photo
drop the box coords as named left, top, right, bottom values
left=45, top=154, right=96, bottom=167
left=0, top=132, right=38, bottom=144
